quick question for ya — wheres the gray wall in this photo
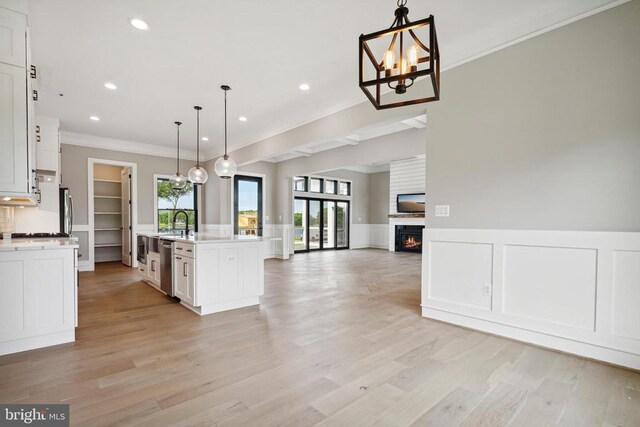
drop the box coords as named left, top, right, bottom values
left=201, top=159, right=277, bottom=226
left=426, top=1, right=640, bottom=232
left=60, top=144, right=195, bottom=225
left=274, top=128, right=425, bottom=224
left=320, top=169, right=370, bottom=225
left=369, top=171, right=390, bottom=224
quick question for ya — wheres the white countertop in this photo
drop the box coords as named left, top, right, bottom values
left=0, top=238, right=79, bottom=252
left=138, top=232, right=280, bottom=244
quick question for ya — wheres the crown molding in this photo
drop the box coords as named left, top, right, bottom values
left=60, top=131, right=198, bottom=161
left=226, top=0, right=630, bottom=159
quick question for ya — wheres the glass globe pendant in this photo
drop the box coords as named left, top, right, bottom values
left=187, top=106, right=208, bottom=185
left=170, top=121, right=187, bottom=189
left=214, top=85, right=237, bottom=180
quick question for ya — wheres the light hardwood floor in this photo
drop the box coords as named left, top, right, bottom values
left=1, top=249, right=639, bottom=426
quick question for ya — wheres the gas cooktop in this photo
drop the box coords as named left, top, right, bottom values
left=1, top=232, right=70, bottom=240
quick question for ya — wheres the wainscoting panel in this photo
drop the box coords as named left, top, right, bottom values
left=428, top=241, right=493, bottom=311
left=502, top=245, right=597, bottom=331
left=369, top=224, right=389, bottom=249
left=422, top=228, right=640, bottom=369
left=611, top=250, right=640, bottom=341
left=350, top=224, right=370, bottom=249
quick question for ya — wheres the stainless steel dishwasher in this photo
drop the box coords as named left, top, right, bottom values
left=159, top=240, right=175, bottom=297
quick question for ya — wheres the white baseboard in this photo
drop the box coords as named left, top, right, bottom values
left=422, top=228, right=640, bottom=369
left=0, top=330, right=75, bottom=356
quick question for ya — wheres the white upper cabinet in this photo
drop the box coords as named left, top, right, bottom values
left=0, top=7, right=26, bottom=67
left=0, top=61, right=28, bottom=194
left=0, top=6, right=36, bottom=199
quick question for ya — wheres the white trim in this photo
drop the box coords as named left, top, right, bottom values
left=202, top=224, right=234, bottom=237
left=443, top=0, right=631, bottom=72
left=62, top=131, right=198, bottom=161
left=88, top=158, right=138, bottom=271
left=422, top=228, right=640, bottom=370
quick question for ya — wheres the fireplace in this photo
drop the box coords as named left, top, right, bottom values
left=395, top=225, right=425, bottom=253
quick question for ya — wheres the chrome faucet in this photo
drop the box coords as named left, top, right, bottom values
left=172, top=210, right=190, bottom=236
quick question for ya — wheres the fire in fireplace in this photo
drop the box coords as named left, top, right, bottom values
left=395, top=225, right=425, bottom=253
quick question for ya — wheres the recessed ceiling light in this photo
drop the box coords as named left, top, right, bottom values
left=201, top=137, right=209, bottom=141
left=89, top=116, right=100, bottom=121
left=129, top=18, right=149, bottom=30
left=2, top=197, right=11, bottom=201
left=238, top=116, right=247, bottom=122
left=299, top=83, right=310, bottom=91
left=104, top=82, right=117, bottom=90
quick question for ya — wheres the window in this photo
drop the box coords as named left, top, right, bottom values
left=339, top=181, right=351, bottom=196
left=156, top=178, right=198, bottom=232
left=310, top=178, right=323, bottom=193
left=234, top=175, right=263, bottom=236
left=325, top=180, right=337, bottom=194
left=294, top=176, right=307, bottom=192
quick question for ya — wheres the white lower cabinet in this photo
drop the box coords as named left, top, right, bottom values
left=146, top=252, right=160, bottom=288
left=0, top=248, right=76, bottom=355
left=174, top=254, right=194, bottom=305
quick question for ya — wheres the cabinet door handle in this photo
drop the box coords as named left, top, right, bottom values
left=176, top=247, right=183, bottom=250
left=30, top=65, right=37, bottom=79
left=175, top=256, right=182, bottom=260
left=32, top=89, right=38, bottom=101
left=151, top=260, right=155, bottom=272
left=183, top=262, right=187, bottom=277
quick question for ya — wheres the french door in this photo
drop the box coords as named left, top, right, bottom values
left=234, top=175, right=263, bottom=236
left=294, top=197, right=349, bottom=252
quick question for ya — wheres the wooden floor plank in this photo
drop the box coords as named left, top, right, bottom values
left=0, top=250, right=637, bottom=426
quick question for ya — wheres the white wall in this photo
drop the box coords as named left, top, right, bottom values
left=422, top=228, right=640, bottom=369
left=389, top=157, right=425, bottom=216
left=388, top=157, right=426, bottom=251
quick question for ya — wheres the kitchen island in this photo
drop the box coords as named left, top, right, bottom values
left=138, top=233, right=272, bottom=315
left=0, top=238, right=78, bottom=355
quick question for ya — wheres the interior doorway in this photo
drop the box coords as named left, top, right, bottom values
left=234, top=175, right=263, bottom=236
left=88, top=158, right=137, bottom=270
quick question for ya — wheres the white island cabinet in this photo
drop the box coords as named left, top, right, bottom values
left=0, top=239, right=79, bottom=355
left=138, top=233, right=270, bottom=315
left=172, top=236, right=265, bottom=315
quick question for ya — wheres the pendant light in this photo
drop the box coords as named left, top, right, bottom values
left=214, top=85, right=237, bottom=179
left=169, top=121, right=187, bottom=189
left=187, top=106, right=208, bottom=185
left=359, top=0, right=440, bottom=109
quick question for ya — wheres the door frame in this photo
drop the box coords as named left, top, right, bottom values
left=152, top=174, right=201, bottom=233
left=87, top=158, right=138, bottom=271
left=294, top=196, right=350, bottom=253
left=231, top=172, right=266, bottom=236
left=121, top=168, right=132, bottom=266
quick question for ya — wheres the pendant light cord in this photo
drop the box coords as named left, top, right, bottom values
left=224, top=89, right=228, bottom=159
left=196, top=108, right=200, bottom=166
left=175, top=122, right=181, bottom=174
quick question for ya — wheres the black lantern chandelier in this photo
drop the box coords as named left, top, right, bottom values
left=359, top=0, right=440, bottom=110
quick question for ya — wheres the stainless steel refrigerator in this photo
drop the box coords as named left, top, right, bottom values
left=59, top=188, right=73, bottom=234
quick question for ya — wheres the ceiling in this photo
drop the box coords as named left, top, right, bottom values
left=29, top=0, right=624, bottom=160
